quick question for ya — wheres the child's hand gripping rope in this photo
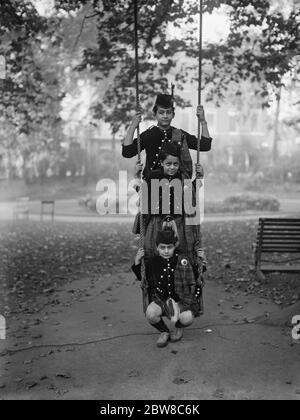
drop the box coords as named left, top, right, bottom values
left=195, top=163, right=204, bottom=179
left=197, top=248, right=207, bottom=286
left=135, top=248, right=145, bottom=266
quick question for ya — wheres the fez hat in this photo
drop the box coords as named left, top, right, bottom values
left=156, top=229, right=177, bottom=245
left=153, top=94, right=174, bottom=111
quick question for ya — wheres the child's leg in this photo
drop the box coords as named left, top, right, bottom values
left=177, top=310, right=194, bottom=328
left=146, top=302, right=169, bottom=332
left=146, top=302, right=170, bottom=347
left=170, top=310, right=194, bottom=343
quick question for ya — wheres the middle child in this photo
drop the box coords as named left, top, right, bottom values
left=137, top=142, right=204, bottom=266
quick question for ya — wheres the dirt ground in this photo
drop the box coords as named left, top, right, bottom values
left=0, top=219, right=299, bottom=399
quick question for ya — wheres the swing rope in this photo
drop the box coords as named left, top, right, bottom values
left=197, top=0, right=203, bottom=165
left=134, top=0, right=148, bottom=314
left=196, top=0, right=205, bottom=312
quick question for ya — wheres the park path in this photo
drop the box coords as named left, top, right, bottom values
left=0, top=198, right=299, bottom=224
left=0, top=196, right=299, bottom=224
left=0, top=265, right=299, bottom=400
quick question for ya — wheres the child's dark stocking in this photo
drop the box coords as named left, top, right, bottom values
left=151, top=319, right=169, bottom=333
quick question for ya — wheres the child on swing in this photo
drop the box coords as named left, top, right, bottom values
left=122, top=93, right=212, bottom=180
left=136, top=141, right=206, bottom=268
left=132, top=228, right=202, bottom=348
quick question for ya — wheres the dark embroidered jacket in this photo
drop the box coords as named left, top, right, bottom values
left=122, top=126, right=212, bottom=179
left=131, top=253, right=202, bottom=315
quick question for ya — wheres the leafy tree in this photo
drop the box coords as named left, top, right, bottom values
left=1, top=0, right=299, bottom=146
left=202, top=0, right=299, bottom=105
left=55, top=0, right=195, bottom=133
left=0, top=0, right=64, bottom=167
left=54, top=0, right=299, bottom=134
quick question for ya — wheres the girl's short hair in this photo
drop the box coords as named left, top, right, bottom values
left=160, top=142, right=181, bottom=162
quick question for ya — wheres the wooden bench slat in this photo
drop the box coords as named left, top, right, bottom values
left=259, top=225, right=300, bottom=229
left=257, top=230, right=300, bottom=233
left=259, top=245, right=300, bottom=249
left=257, top=239, right=300, bottom=243
left=255, top=218, right=300, bottom=278
left=259, top=238, right=300, bottom=241
left=260, top=220, right=300, bottom=224
left=260, top=224, right=300, bottom=227
left=257, top=228, right=300, bottom=235
left=260, top=243, right=300, bottom=247
left=261, top=250, right=300, bottom=254
left=257, top=234, right=300, bottom=238
left=258, top=237, right=300, bottom=241
left=259, top=228, right=300, bottom=232
left=257, top=235, right=300, bottom=239
left=257, top=240, right=300, bottom=243
left=261, top=246, right=300, bottom=250
left=260, top=218, right=300, bottom=223
left=261, top=264, right=300, bottom=273
left=257, top=229, right=300, bottom=236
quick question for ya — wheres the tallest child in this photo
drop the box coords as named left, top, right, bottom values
left=122, top=94, right=212, bottom=180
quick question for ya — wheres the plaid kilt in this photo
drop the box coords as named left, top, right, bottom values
left=144, top=215, right=201, bottom=266
left=172, top=128, right=193, bottom=179
left=174, top=255, right=204, bottom=317
left=151, top=254, right=204, bottom=318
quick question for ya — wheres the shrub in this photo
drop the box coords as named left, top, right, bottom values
left=205, top=194, right=280, bottom=213
left=223, top=194, right=280, bottom=211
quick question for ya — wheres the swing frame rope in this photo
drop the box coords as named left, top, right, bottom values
left=196, top=0, right=205, bottom=312
left=197, top=0, right=203, bottom=165
left=134, top=0, right=148, bottom=314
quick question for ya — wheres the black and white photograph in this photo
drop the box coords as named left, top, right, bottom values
left=0, top=0, right=300, bottom=402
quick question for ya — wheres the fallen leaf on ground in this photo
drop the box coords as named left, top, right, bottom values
left=26, top=381, right=38, bottom=389
left=128, top=370, right=140, bottom=378
left=56, top=373, right=71, bottom=379
left=213, top=388, right=225, bottom=398
left=232, top=304, right=243, bottom=310
left=173, top=377, right=189, bottom=385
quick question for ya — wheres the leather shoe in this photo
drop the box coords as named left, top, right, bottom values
left=170, top=328, right=183, bottom=342
left=156, top=332, right=170, bottom=348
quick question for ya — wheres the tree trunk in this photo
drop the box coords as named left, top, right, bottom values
left=112, top=134, right=116, bottom=155
left=7, top=140, right=13, bottom=183
left=272, top=85, right=282, bottom=164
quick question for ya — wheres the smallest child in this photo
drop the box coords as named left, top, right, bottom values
left=132, top=229, right=202, bottom=348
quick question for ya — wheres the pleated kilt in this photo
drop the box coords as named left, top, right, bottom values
left=144, top=215, right=201, bottom=266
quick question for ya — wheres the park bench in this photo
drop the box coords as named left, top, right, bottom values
left=40, top=200, right=55, bottom=222
left=13, top=196, right=30, bottom=220
left=254, top=218, right=300, bottom=280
